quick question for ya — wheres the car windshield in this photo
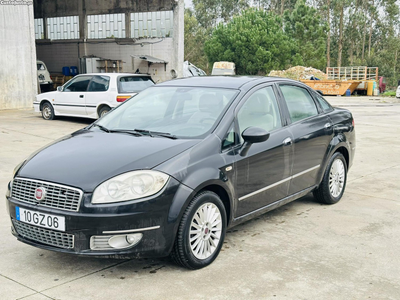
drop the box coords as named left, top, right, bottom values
left=97, top=86, right=238, bottom=138
left=118, top=76, right=154, bottom=93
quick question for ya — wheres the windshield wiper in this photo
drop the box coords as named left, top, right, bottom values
left=92, top=124, right=110, bottom=133
left=109, top=129, right=144, bottom=136
left=134, top=129, right=178, bottom=139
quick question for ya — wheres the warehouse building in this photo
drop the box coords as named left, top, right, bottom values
left=0, top=0, right=184, bottom=110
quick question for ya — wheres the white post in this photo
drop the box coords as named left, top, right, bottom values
left=172, top=0, right=184, bottom=78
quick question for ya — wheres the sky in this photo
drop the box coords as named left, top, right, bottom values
left=184, top=0, right=193, bottom=9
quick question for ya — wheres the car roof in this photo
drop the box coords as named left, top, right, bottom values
left=156, top=76, right=299, bottom=89
left=77, top=73, right=151, bottom=77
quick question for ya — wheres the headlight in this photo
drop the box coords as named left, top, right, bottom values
left=92, top=170, right=169, bottom=204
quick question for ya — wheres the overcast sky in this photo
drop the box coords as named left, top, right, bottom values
left=184, top=0, right=193, bottom=9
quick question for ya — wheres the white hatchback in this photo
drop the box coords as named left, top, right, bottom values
left=34, top=73, right=154, bottom=120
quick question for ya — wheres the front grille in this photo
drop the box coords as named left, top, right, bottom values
left=13, top=220, right=74, bottom=249
left=11, top=178, right=83, bottom=212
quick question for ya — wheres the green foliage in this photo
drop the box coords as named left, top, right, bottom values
left=192, top=0, right=250, bottom=29
left=381, top=90, right=396, bottom=97
left=204, top=8, right=302, bottom=75
left=184, top=9, right=210, bottom=73
left=284, top=0, right=328, bottom=70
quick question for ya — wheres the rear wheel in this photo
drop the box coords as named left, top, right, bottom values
left=313, top=152, right=347, bottom=204
left=98, top=106, right=111, bottom=118
left=171, top=191, right=226, bottom=269
left=41, top=102, right=55, bottom=120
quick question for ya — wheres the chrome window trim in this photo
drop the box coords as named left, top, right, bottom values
left=238, top=165, right=320, bottom=201
left=12, top=177, right=83, bottom=212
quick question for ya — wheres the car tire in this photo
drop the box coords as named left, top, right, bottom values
left=313, top=152, right=347, bottom=204
left=42, top=102, right=55, bottom=120
left=171, top=191, right=227, bottom=270
left=98, top=106, right=111, bottom=118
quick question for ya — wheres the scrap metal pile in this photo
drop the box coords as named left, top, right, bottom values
left=268, top=66, right=327, bottom=80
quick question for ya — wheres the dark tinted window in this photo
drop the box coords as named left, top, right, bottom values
left=315, top=94, right=332, bottom=111
left=118, top=76, right=154, bottom=93
left=222, top=124, right=237, bottom=151
left=280, top=85, right=318, bottom=123
left=88, top=76, right=110, bottom=92
left=37, top=63, right=45, bottom=70
left=64, top=76, right=92, bottom=92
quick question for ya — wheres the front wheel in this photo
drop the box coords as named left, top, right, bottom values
left=171, top=191, right=227, bottom=269
left=41, top=102, right=55, bottom=120
left=313, top=152, right=347, bottom=204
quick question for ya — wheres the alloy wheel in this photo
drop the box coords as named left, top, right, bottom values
left=329, top=158, right=345, bottom=197
left=189, top=202, right=222, bottom=260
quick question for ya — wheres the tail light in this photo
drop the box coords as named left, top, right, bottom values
left=116, top=96, right=130, bottom=103
left=352, top=118, right=355, bottom=127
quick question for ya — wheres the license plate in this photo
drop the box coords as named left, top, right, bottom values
left=16, top=207, right=65, bottom=231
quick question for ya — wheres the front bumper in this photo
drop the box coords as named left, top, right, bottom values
left=7, top=177, right=193, bottom=258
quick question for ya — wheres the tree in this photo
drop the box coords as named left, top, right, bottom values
left=204, top=8, right=302, bottom=75
left=184, top=9, right=209, bottom=72
left=192, top=0, right=250, bottom=29
left=284, top=0, right=328, bottom=70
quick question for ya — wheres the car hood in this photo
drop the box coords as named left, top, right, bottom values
left=17, top=129, right=199, bottom=192
left=36, top=91, right=58, bottom=100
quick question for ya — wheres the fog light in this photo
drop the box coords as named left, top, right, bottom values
left=90, top=233, right=143, bottom=250
left=126, top=234, right=141, bottom=244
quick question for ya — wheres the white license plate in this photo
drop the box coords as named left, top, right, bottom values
left=16, top=207, right=65, bottom=231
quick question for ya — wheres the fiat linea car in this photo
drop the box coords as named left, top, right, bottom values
left=7, top=76, right=355, bottom=269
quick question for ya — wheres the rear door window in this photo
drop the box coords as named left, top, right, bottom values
left=87, top=76, right=110, bottom=92
left=118, top=76, right=154, bottom=93
left=279, top=85, right=318, bottom=123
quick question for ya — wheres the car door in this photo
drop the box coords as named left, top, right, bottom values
left=85, top=75, right=111, bottom=117
left=233, top=85, right=294, bottom=217
left=277, top=84, right=334, bottom=195
left=55, top=75, right=92, bottom=116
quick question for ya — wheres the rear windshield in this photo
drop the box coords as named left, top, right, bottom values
left=118, top=76, right=154, bottom=93
left=37, top=63, right=45, bottom=70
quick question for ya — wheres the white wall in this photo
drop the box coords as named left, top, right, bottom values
left=0, top=4, right=37, bottom=109
left=36, top=38, right=175, bottom=83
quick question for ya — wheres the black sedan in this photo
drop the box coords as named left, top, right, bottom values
left=6, top=76, right=355, bottom=269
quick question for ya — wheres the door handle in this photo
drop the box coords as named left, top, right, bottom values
left=283, top=137, right=292, bottom=146
left=324, top=123, right=332, bottom=129
left=79, top=95, right=84, bottom=98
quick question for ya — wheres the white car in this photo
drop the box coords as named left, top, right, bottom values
left=396, top=85, right=400, bottom=98
left=34, top=73, right=154, bottom=120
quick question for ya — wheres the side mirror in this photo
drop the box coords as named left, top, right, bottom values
left=240, top=127, right=270, bottom=156
left=57, top=86, right=63, bottom=92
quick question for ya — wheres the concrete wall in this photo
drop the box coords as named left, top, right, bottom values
left=36, top=38, right=174, bottom=82
left=0, top=4, right=37, bottom=109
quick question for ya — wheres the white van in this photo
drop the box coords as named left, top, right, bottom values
left=37, top=60, right=53, bottom=92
